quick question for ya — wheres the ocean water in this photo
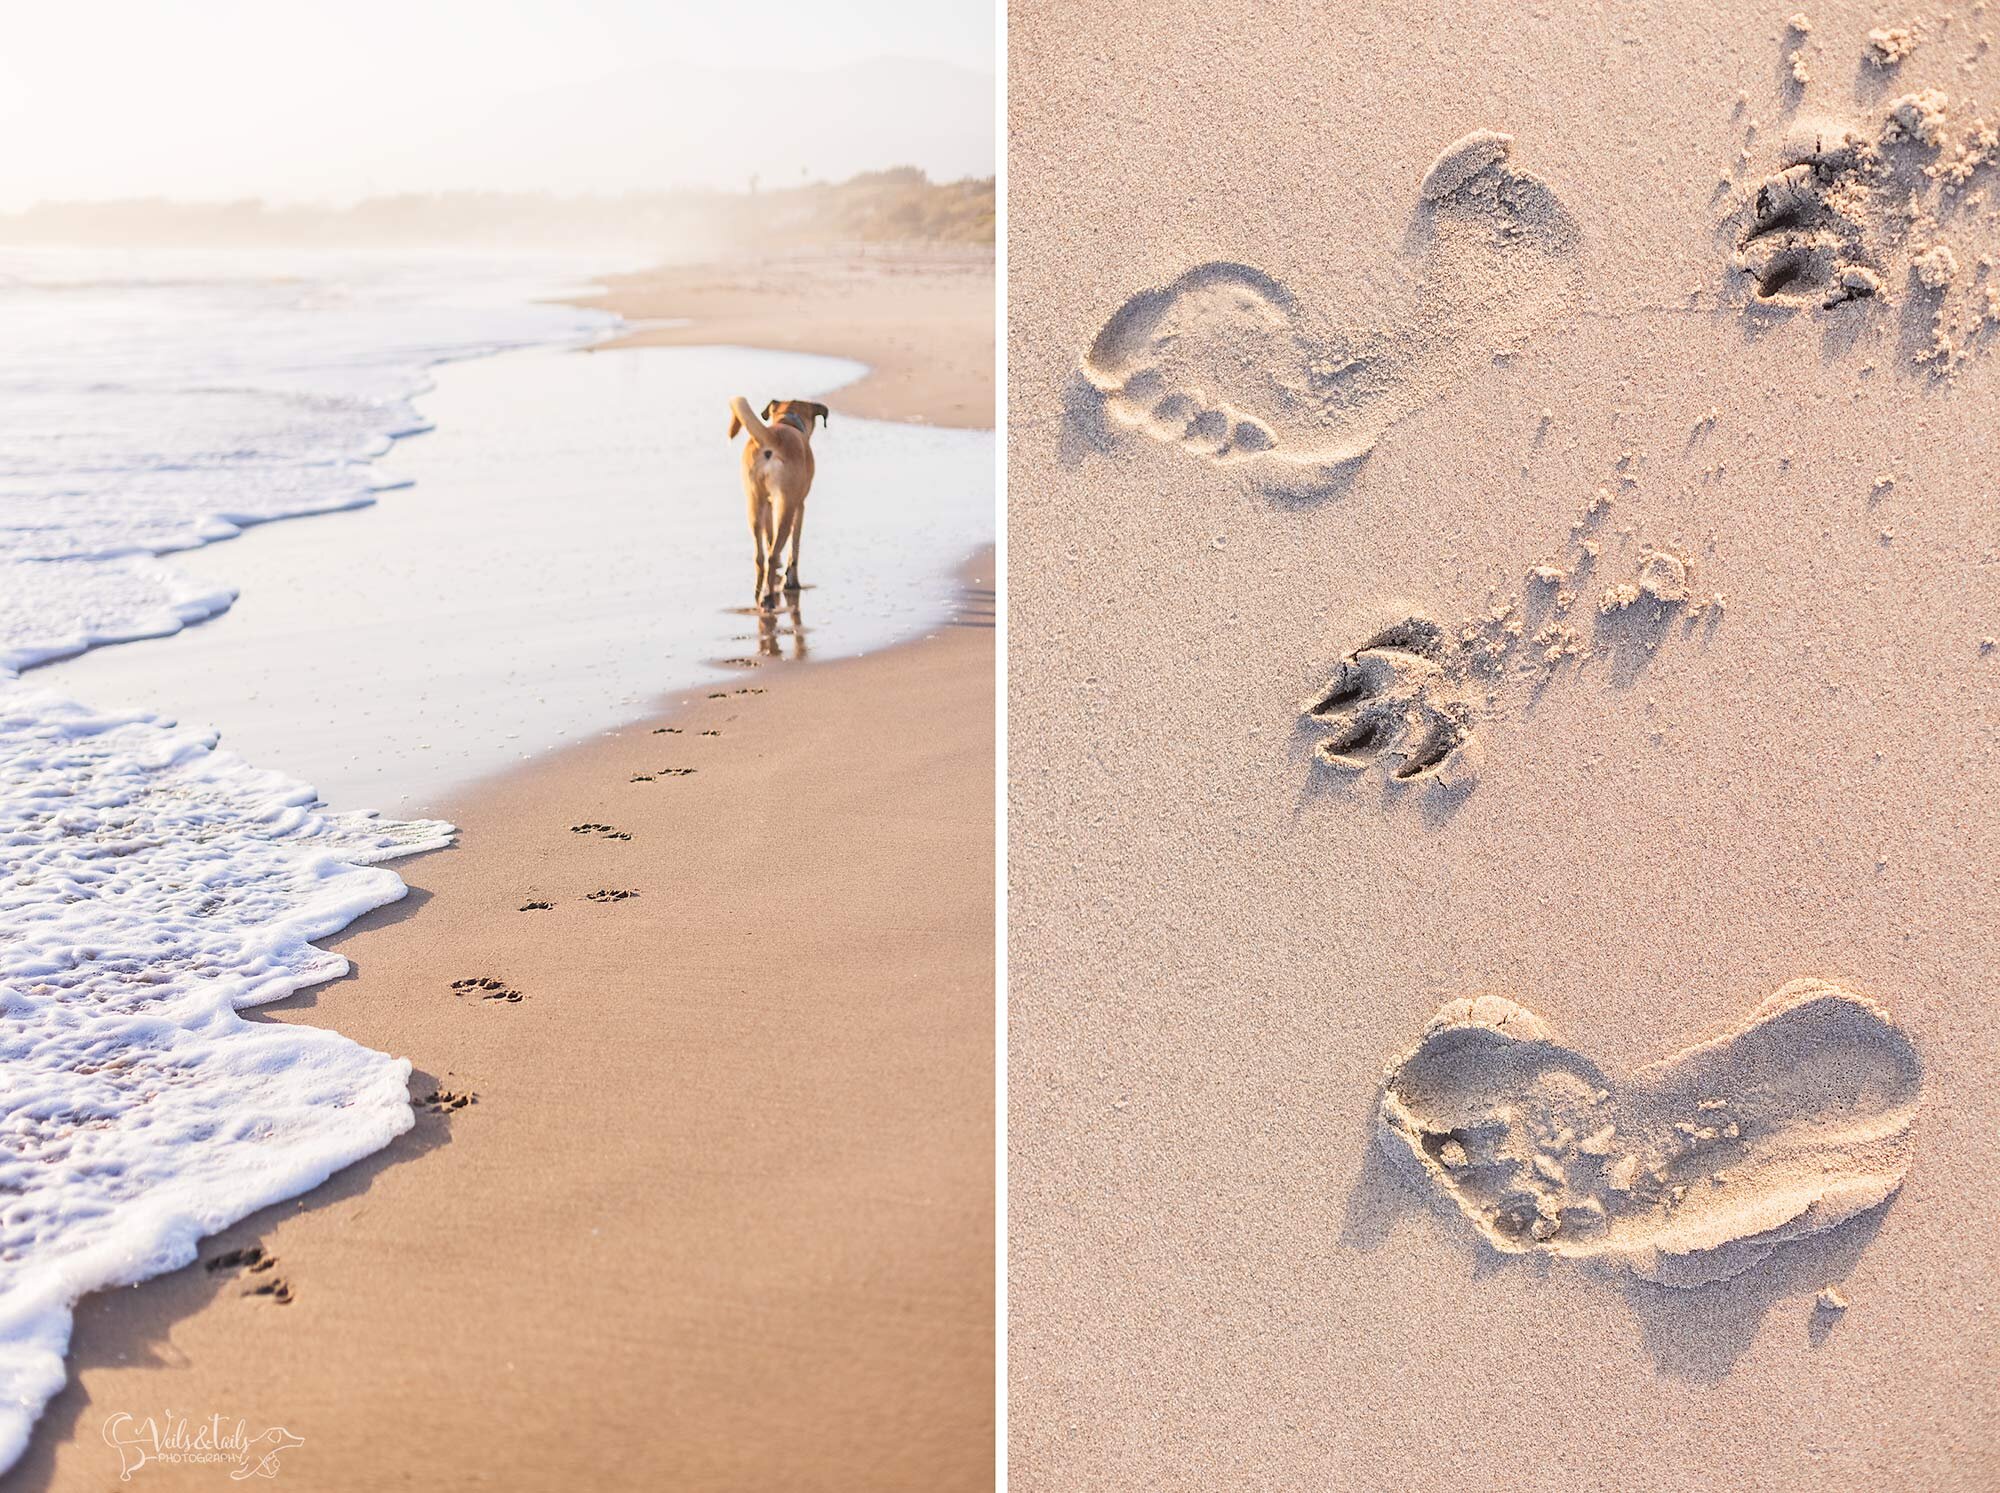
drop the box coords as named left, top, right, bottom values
left=0, top=249, right=991, bottom=1469
left=39, top=339, right=997, bottom=813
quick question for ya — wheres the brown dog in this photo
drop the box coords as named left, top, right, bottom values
left=728, top=396, right=828, bottom=608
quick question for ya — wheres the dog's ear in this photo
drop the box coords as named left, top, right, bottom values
left=727, top=409, right=742, bottom=439
left=811, top=403, right=830, bottom=428
left=761, top=400, right=776, bottom=421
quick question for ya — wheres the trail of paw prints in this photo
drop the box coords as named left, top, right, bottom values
left=452, top=976, right=524, bottom=1004
left=1076, top=130, right=1579, bottom=498
left=570, top=822, right=631, bottom=840
left=207, top=1245, right=292, bottom=1305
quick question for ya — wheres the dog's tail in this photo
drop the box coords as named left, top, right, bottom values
left=727, top=396, right=772, bottom=445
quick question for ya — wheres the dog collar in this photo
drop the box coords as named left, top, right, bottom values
left=778, top=412, right=811, bottom=433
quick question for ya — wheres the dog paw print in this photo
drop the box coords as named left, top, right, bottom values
left=420, top=1088, right=478, bottom=1114
left=206, top=1245, right=277, bottom=1275
left=653, top=726, right=683, bottom=735
left=1301, top=617, right=1476, bottom=782
left=570, top=823, right=631, bottom=840
left=208, top=1245, right=291, bottom=1303
left=451, top=976, right=524, bottom=1003
left=700, top=730, right=721, bottom=737
left=734, top=687, right=765, bottom=696
left=585, top=888, right=639, bottom=904
left=1731, top=125, right=1880, bottom=307
left=721, top=657, right=760, bottom=669
left=519, top=900, right=554, bottom=912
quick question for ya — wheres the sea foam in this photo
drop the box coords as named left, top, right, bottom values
left=0, top=249, right=617, bottom=1467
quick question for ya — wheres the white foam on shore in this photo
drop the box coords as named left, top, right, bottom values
left=0, top=249, right=615, bottom=672
left=0, top=248, right=624, bottom=1468
left=0, top=684, right=452, bottom=1467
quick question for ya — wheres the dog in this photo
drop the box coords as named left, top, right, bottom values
left=727, top=396, right=828, bottom=608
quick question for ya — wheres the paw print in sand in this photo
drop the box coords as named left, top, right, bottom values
left=452, top=976, right=523, bottom=1003
left=206, top=1244, right=292, bottom=1303
left=1301, top=617, right=1477, bottom=783
left=1732, top=122, right=1881, bottom=307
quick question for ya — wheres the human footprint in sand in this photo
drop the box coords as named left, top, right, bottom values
left=1079, top=129, right=1580, bottom=497
left=1376, top=980, right=1921, bottom=1289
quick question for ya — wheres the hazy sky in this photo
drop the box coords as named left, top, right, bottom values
left=0, top=0, right=995, bottom=208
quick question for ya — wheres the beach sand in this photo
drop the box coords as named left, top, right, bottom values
left=1008, top=3, right=1997, bottom=1490
left=21, top=265, right=996, bottom=1490
left=575, top=246, right=995, bottom=429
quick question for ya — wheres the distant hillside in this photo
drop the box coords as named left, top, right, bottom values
left=390, top=57, right=996, bottom=198
left=1, top=55, right=995, bottom=210
left=711, top=168, right=995, bottom=245
left=0, top=170, right=995, bottom=252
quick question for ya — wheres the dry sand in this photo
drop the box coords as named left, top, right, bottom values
left=21, top=269, right=996, bottom=1490
left=575, top=246, right=995, bottom=429
left=1009, top=3, right=1997, bottom=1489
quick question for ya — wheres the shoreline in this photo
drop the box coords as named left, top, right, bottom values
left=23, top=255, right=996, bottom=1488
left=32, top=335, right=987, bottom=819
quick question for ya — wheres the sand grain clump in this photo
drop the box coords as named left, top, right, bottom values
left=1914, top=244, right=1959, bottom=291
left=1885, top=89, right=1950, bottom=147
left=1866, top=26, right=1918, bottom=66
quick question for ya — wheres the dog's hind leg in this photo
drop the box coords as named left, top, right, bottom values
left=766, top=500, right=800, bottom=609
left=782, top=502, right=805, bottom=592
left=749, top=491, right=778, bottom=607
